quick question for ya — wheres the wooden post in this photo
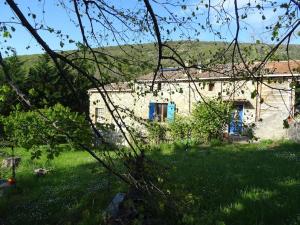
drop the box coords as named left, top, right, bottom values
left=12, top=146, right=16, bottom=180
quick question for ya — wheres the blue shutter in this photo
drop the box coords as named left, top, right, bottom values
left=149, top=102, right=155, bottom=121
left=167, top=103, right=176, bottom=122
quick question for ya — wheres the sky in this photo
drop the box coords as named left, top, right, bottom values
left=0, top=0, right=299, bottom=56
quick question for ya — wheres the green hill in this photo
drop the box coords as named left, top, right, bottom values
left=17, top=41, right=300, bottom=79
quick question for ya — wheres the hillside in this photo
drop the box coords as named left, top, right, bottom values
left=18, top=41, right=300, bottom=79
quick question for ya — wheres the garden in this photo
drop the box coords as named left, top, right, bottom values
left=1, top=140, right=300, bottom=225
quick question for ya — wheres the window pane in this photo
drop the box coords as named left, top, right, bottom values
left=156, top=104, right=162, bottom=122
left=162, top=104, right=168, bottom=121
left=95, top=108, right=104, bottom=123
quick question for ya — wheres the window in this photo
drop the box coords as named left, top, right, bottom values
left=208, top=83, right=215, bottom=91
left=154, top=103, right=168, bottom=122
left=157, top=83, right=162, bottom=90
left=95, top=107, right=105, bottom=123
left=149, top=102, right=175, bottom=122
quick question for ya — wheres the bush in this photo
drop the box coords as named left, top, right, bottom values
left=242, top=123, right=257, bottom=141
left=169, top=115, right=192, bottom=141
left=0, top=104, right=92, bottom=159
left=146, top=122, right=166, bottom=144
left=210, top=138, right=223, bottom=146
left=192, top=100, right=232, bottom=142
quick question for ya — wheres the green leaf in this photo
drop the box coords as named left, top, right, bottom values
left=3, top=31, right=10, bottom=38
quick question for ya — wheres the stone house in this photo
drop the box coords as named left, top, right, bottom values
left=88, top=61, right=300, bottom=140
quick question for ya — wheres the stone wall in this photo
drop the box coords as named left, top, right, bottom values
left=255, top=81, right=292, bottom=139
left=288, top=122, right=300, bottom=142
left=89, top=78, right=294, bottom=140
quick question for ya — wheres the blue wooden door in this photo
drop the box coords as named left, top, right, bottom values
left=229, top=104, right=243, bottom=134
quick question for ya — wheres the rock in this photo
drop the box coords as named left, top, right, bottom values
left=0, top=179, right=14, bottom=198
left=105, top=192, right=126, bottom=218
left=2, top=157, right=21, bottom=168
left=34, top=168, right=49, bottom=176
left=0, top=182, right=10, bottom=189
left=0, top=179, right=9, bottom=188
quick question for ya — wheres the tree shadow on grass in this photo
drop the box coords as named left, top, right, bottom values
left=1, top=142, right=299, bottom=225
left=150, top=141, right=300, bottom=225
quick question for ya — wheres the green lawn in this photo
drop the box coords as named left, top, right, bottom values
left=0, top=149, right=124, bottom=225
left=0, top=140, right=300, bottom=225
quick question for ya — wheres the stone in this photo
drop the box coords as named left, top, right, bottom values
left=0, top=183, right=10, bottom=189
left=34, top=168, right=49, bottom=176
left=105, top=192, right=126, bottom=218
left=0, top=179, right=9, bottom=188
left=0, top=179, right=12, bottom=198
left=1, top=157, right=21, bottom=168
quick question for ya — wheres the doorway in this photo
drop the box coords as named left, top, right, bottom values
left=229, top=104, right=244, bottom=134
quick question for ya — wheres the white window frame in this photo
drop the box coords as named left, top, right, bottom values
left=95, top=107, right=105, bottom=123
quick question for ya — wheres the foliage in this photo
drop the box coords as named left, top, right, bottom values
left=295, top=113, right=300, bottom=122
left=209, top=138, right=223, bottom=146
left=168, top=115, right=193, bottom=141
left=283, top=117, right=291, bottom=129
left=242, top=123, right=257, bottom=141
left=0, top=54, right=92, bottom=115
left=168, top=100, right=232, bottom=143
left=0, top=55, right=26, bottom=116
left=146, top=121, right=167, bottom=144
left=191, top=100, right=232, bottom=142
left=10, top=41, right=300, bottom=77
left=27, top=55, right=93, bottom=113
left=0, top=104, right=92, bottom=159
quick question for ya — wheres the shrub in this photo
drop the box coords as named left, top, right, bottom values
left=146, top=121, right=166, bottom=144
left=0, top=104, right=92, bottom=159
left=242, top=123, right=257, bottom=141
left=210, top=138, right=223, bottom=146
left=192, top=99, right=232, bottom=142
left=169, top=115, right=193, bottom=141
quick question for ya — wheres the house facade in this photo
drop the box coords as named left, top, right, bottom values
left=88, top=61, right=300, bottom=140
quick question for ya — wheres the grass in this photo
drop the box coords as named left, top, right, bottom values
left=0, top=140, right=300, bottom=225
left=0, top=149, right=125, bottom=225
left=152, top=140, right=300, bottom=225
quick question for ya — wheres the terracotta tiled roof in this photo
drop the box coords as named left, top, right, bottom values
left=88, top=82, right=133, bottom=93
left=262, top=60, right=300, bottom=74
left=88, top=60, right=300, bottom=92
left=137, top=60, right=300, bottom=82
